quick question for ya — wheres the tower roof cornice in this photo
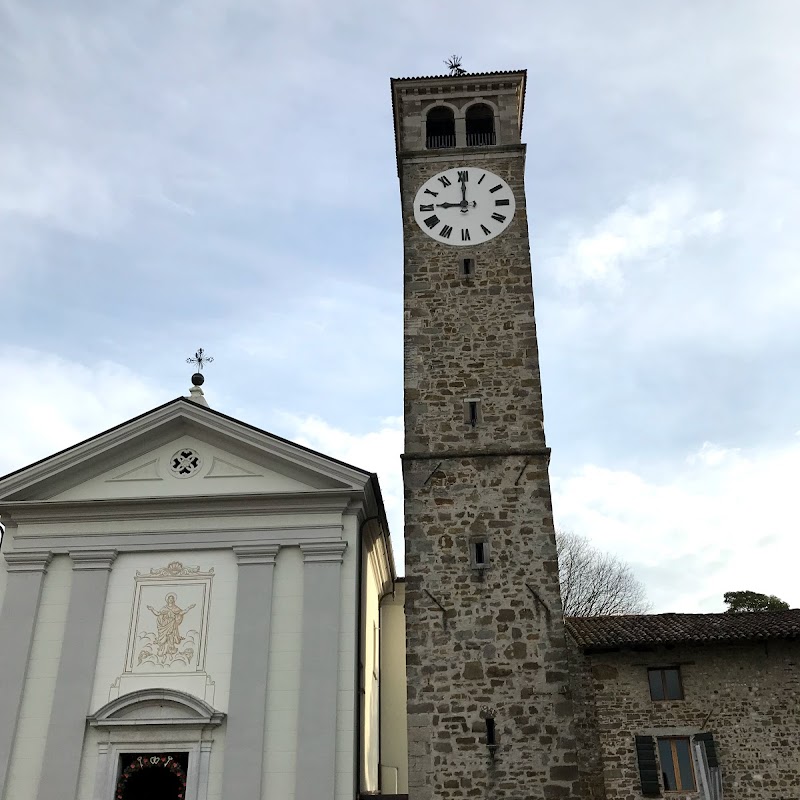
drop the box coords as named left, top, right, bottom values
left=390, top=68, right=526, bottom=83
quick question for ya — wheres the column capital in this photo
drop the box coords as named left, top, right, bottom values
left=70, top=549, right=118, bottom=571
left=233, top=544, right=280, bottom=566
left=300, top=541, right=347, bottom=564
left=4, top=550, right=52, bottom=573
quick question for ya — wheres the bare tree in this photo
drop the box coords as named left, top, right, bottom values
left=556, top=530, right=650, bottom=617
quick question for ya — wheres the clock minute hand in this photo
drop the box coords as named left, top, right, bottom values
left=435, top=202, right=463, bottom=208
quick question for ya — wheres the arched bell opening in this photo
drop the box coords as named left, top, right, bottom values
left=426, top=106, right=456, bottom=149
left=465, top=103, right=496, bottom=146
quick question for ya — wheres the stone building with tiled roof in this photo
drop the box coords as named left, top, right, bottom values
left=565, top=610, right=800, bottom=799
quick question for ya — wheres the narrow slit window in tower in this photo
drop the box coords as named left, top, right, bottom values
left=464, top=398, right=481, bottom=427
left=462, top=257, right=475, bottom=276
left=485, top=717, right=496, bottom=746
left=465, top=103, right=496, bottom=147
left=471, top=539, right=489, bottom=569
left=426, top=106, right=456, bottom=149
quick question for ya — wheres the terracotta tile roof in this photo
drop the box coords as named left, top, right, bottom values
left=565, top=610, right=800, bottom=650
left=391, top=69, right=525, bottom=82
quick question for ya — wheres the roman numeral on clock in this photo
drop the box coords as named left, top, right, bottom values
left=461, top=228, right=470, bottom=241
left=419, top=204, right=434, bottom=212
left=480, top=224, right=491, bottom=235
left=424, top=215, right=440, bottom=229
left=458, top=170, right=469, bottom=183
left=495, top=199, right=510, bottom=206
left=491, top=213, right=506, bottom=223
left=424, top=189, right=438, bottom=197
left=438, top=175, right=452, bottom=187
left=440, top=225, right=453, bottom=239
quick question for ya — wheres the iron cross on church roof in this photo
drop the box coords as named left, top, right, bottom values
left=187, top=348, right=214, bottom=372
left=187, top=348, right=213, bottom=387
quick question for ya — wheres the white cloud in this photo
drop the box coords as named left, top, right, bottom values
left=0, top=348, right=162, bottom=476
left=550, top=183, right=724, bottom=289
left=278, top=413, right=405, bottom=569
left=552, top=440, right=800, bottom=613
left=686, top=441, right=741, bottom=468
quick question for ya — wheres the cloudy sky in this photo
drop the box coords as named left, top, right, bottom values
left=2, top=0, right=798, bottom=612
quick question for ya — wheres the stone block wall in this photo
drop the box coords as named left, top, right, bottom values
left=397, top=71, right=580, bottom=799
left=401, top=148, right=579, bottom=798
left=402, top=149, right=546, bottom=455
left=568, top=638, right=800, bottom=799
left=403, top=453, right=580, bottom=800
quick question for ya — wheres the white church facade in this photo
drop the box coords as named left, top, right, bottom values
left=0, top=393, right=408, bottom=800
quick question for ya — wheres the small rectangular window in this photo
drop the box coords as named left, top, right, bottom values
left=485, top=716, right=496, bottom=745
left=657, top=737, right=696, bottom=791
left=648, top=667, right=683, bottom=701
left=463, top=398, right=482, bottom=427
left=461, top=257, right=475, bottom=276
left=470, top=539, right=489, bottom=569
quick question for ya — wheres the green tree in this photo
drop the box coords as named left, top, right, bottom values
left=723, top=590, right=790, bottom=613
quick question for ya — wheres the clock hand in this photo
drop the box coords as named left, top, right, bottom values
left=436, top=201, right=478, bottom=209
left=460, top=179, right=470, bottom=212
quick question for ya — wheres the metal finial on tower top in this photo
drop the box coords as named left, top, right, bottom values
left=445, top=55, right=467, bottom=76
left=186, top=348, right=213, bottom=406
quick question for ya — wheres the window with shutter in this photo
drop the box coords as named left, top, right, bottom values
left=635, top=735, right=661, bottom=797
left=694, top=732, right=718, bottom=768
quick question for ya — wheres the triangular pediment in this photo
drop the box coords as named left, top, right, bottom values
left=0, top=398, right=372, bottom=502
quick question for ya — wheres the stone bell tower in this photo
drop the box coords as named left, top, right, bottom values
left=392, top=69, right=581, bottom=799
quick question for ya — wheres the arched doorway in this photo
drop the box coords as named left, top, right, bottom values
left=116, top=754, right=188, bottom=800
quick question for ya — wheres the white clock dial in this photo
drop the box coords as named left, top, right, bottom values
left=413, top=167, right=516, bottom=246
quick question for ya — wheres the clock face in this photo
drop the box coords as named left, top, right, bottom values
left=412, top=167, right=516, bottom=246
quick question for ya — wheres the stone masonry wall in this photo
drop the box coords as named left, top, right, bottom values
left=565, top=638, right=607, bottom=800
left=403, top=149, right=546, bottom=455
left=568, top=639, right=800, bottom=800
left=400, top=88, right=581, bottom=796
left=404, top=454, right=580, bottom=800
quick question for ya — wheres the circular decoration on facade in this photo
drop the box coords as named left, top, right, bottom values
left=169, top=448, right=202, bottom=478
left=115, top=754, right=187, bottom=800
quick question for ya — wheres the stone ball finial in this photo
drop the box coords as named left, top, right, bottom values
left=191, top=372, right=205, bottom=386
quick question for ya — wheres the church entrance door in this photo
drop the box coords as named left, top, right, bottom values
left=116, top=753, right=188, bottom=800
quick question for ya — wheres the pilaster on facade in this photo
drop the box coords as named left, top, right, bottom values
left=0, top=550, right=53, bottom=799
left=38, top=548, right=118, bottom=800
left=70, top=549, right=118, bottom=571
left=232, top=543, right=280, bottom=565
left=221, top=542, right=280, bottom=800
left=299, top=540, right=348, bottom=563
left=296, top=538, right=347, bottom=800
left=4, top=549, right=52, bottom=573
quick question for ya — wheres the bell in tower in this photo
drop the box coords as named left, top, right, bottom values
left=392, top=65, right=581, bottom=799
